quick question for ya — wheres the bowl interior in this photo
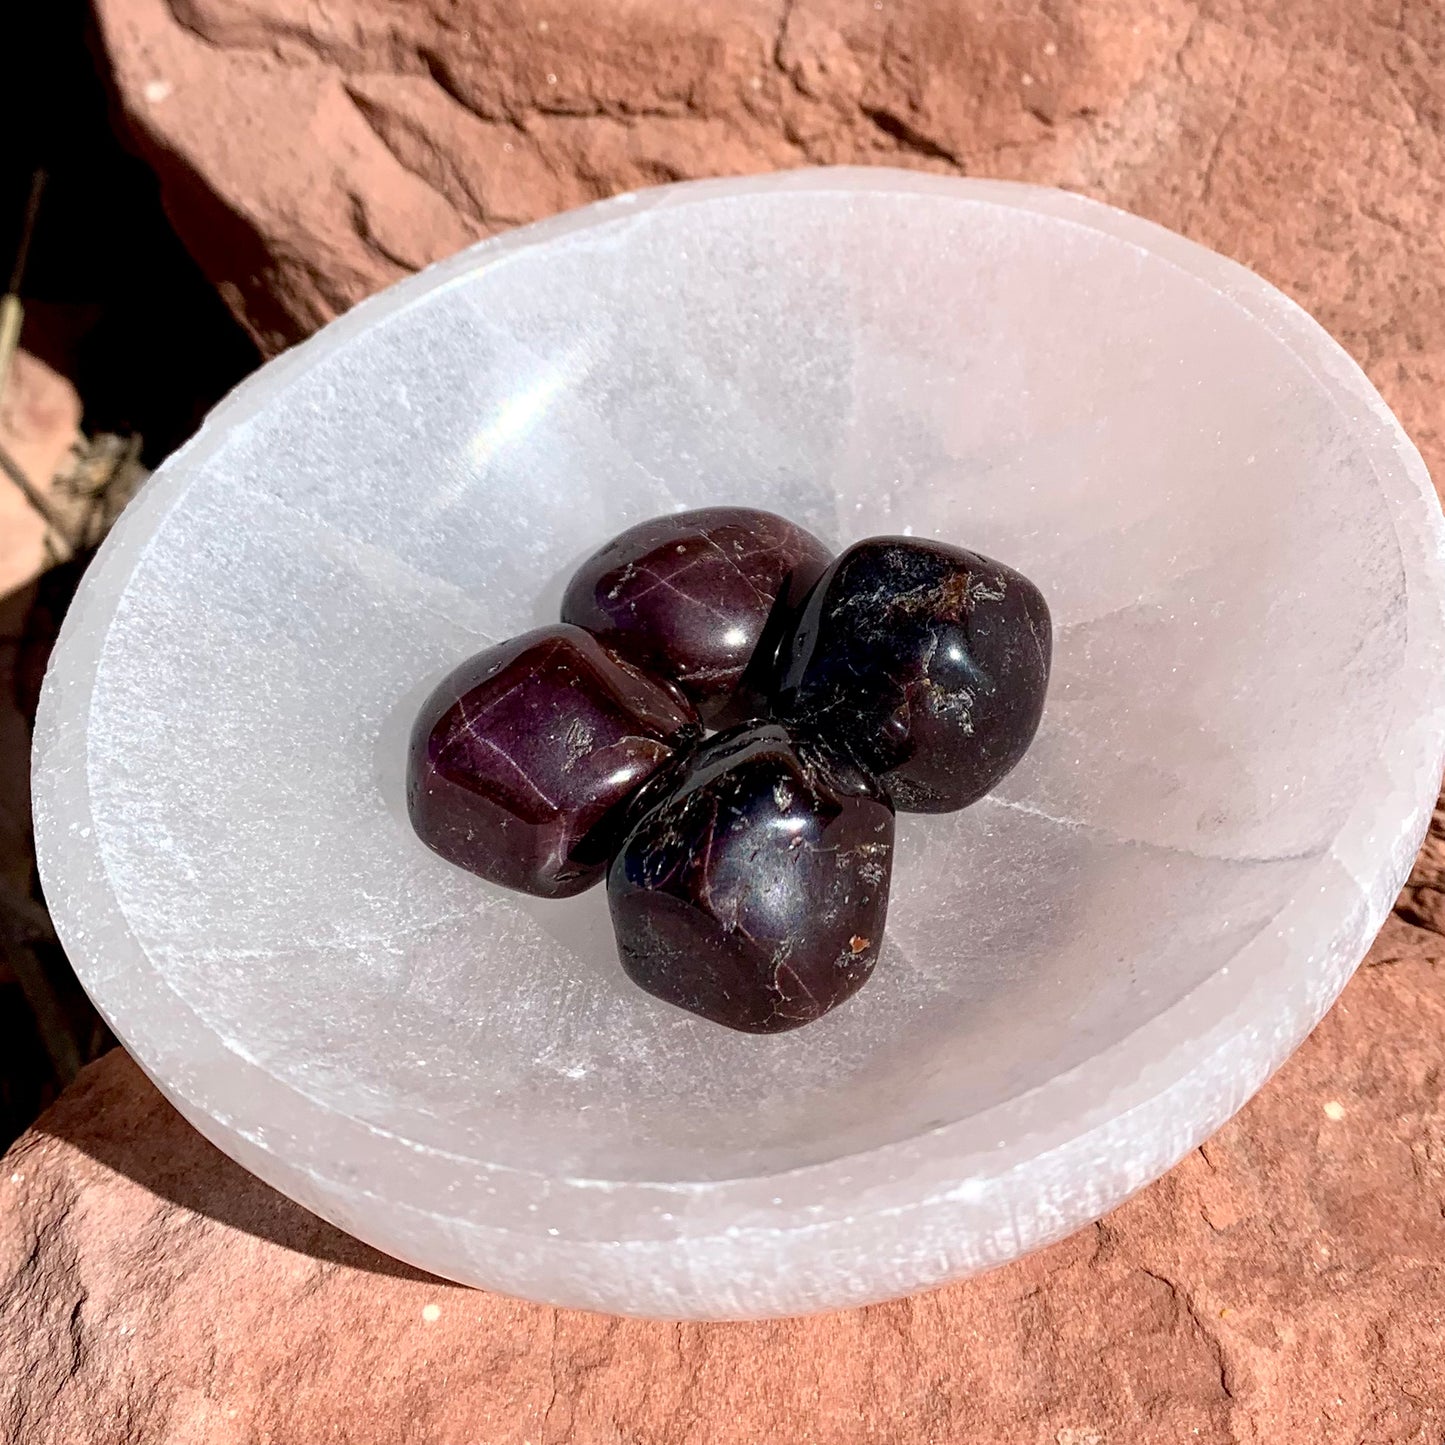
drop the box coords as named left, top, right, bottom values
left=77, top=183, right=1403, bottom=1185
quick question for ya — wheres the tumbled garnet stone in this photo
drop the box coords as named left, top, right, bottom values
left=772, top=537, right=1052, bottom=813
left=561, top=506, right=832, bottom=725
left=608, top=722, right=895, bottom=1033
left=408, top=624, right=699, bottom=897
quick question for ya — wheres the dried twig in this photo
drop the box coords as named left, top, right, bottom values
left=0, top=437, right=82, bottom=554
left=5, top=171, right=45, bottom=296
left=0, top=171, right=46, bottom=412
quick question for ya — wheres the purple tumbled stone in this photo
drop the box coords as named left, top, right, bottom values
left=560, top=507, right=832, bottom=725
left=408, top=624, right=699, bottom=897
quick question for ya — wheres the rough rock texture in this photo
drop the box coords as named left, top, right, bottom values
left=93, top=0, right=1445, bottom=496
left=0, top=351, right=81, bottom=591
left=32, top=3, right=1445, bottom=1435
left=3, top=790, right=1444, bottom=1442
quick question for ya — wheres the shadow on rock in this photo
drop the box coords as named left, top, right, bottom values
left=31, top=1047, right=453, bottom=1285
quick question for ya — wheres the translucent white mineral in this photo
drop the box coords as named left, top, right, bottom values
left=31, top=172, right=1445, bottom=1317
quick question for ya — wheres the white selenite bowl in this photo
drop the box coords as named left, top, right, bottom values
left=32, top=170, right=1445, bottom=1318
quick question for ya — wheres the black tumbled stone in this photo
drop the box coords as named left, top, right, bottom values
left=771, top=537, right=1051, bottom=812
left=607, top=722, right=895, bottom=1033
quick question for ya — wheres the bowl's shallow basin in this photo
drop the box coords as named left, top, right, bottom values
left=33, top=170, right=1445, bottom=1318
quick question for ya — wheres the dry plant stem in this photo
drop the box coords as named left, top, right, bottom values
left=0, top=171, right=46, bottom=411
left=0, top=295, right=21, bottom=410
left=0, top=441, right=79, bottom=557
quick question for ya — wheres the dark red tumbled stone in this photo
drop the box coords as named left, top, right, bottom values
left=560, top=507, right=832, bottom=725
left=772, top=537, right=1052, bottom=813
left=408, top=625, right=699, bottom=897
left=608, top=722, right=895, bottom=1033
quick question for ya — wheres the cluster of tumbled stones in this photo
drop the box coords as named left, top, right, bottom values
left=407, top=507, right=1051, bottom=1033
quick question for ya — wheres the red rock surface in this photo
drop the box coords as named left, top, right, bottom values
left=2, top=792, right=1443, bottom=1442
left=0, top=350, right=81, bottom=593
left=24, top=3, right=1443, bottom=1436
left=93, top=0, right=1445, bottom=496
left=1, top=351, right=81, bottom=896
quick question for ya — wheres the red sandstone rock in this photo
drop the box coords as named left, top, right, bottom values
left=90, top=0, right=1445, bottom=500
left=0, top=352, right=81, bottom=899
left=3, top=792, right=1444, bottom=1443
left=20, top=4, right=1445, bottom=1435
left=0, top=350, right=81, bottom=589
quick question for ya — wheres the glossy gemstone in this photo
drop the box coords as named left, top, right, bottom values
left=408, top=625, right=699, bottom=897
left=561, top=507, right=832, bottom=725
left=608, top=722, right=895, bottom=1033
left=773, top=537, right=1052, bottom=813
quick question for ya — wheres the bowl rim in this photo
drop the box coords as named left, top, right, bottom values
left=32, top=167, right=1445, bottom=1316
